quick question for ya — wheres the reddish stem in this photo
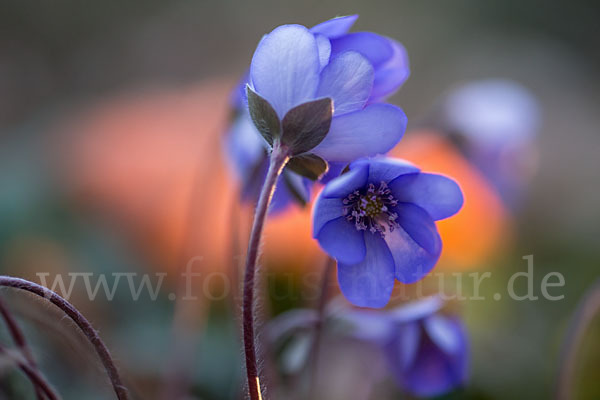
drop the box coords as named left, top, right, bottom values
left=0, top=276, right=129, bottom=400
left=0, top=297, right=48, bottom=399
left=242, top=142, right=289, bottom=400
left=0, top=343, right=60, bottom=400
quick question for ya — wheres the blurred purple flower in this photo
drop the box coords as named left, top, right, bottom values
left=224, top=15, right=410, bottom=212
left=439, top=79, right=541, bottom=208
left=345, top=296, right=469, bottom=397
left=312, top=158, right=463, bottom=307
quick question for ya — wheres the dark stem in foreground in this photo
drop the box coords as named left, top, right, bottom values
left=555, top=278, right=600, bottom=400
left=0, top=343, right=60, bottom=400
left=243, top=142, right=290, bottom=400
left=0, top=276, right=129, bottom=400
left=308, top=256, right=335, bottom=396
left=0, top=297, right=48, bottom=400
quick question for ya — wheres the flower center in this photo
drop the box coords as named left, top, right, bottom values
left=342, top=181, right=400, bottom=236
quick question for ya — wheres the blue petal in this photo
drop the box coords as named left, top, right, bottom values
left=316, top=51, right=374, bottom=116
left=316, top=217, right=366, bottom=264
left=395, top=322, right=421, bottom=371
left=320, top=163, right=368, bottom=199
left=389, top=296, right=444, bottom=323
left=312, top=104, right=407, bottom=163
left=389, top=173, right=464, bottom=220
left=319, top=161, right=347, bottom=184
left=224, top=113, right=267, bottom=182
left=343, top=311, right=394, bottom=342
left=370, top=38, right=410, bottom=101
left=401, top=317, right=469, bottom=397
left=384, top=204, right=442, bottom=283
left=230, top=71, right=251, bottom=110
left=250, top=25, right=320, bottom=118
left=337, top=232, right=395, bottom=308
left=351, top=157, right=419, bottom=184
left=312, top=196, right=345, bottom=237
left=424, top=315, right=463, bottom=356
left=315, top=34, right=331, bottom=70
left=330, top=32, right=394, bottom=68
left=310, top=15, right=359, bottom=39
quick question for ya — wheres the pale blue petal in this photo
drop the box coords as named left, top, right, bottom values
left=389, top=296, right=444, bottom=323
left=316, top=51, right=374, bottom=115
left=310, top=15, right=359, bottom=39
left=315, top=34, right=331, bottom=70
left=343, top=311, right=394, bottom=342
left=224, top=113, right=267, bottom=182
left=330, top=32, right=394, bottom=68
left=312, top=104, right=407, bottom=162
left=370, top=38, right=410, bottom=101
left=250, top=25, right=320, bottom=118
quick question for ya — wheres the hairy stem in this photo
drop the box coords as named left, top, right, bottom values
left=0, top=343, right=60, bottom=400
left=0, top=298, right=48, bottom=400
left=243, top=142, right=290, bottom=400
left=0, top=276, right=129, bottom=400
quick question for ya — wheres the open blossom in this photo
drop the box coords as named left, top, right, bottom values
left=312, top=157, right=463, bottom=307
left=345, top=296, right=469, bottom=397
left=224, top=15, right=410, bottom=212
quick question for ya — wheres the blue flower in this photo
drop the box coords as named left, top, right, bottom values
left=312, top=157, right=463, bottom=307
left=224, top=15, right=410, bottom=212
left=345, top=296, right=469, bottom=397
left=439, top=79, right=541, bottom=209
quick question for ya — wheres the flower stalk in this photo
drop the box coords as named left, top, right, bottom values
left=0, top=276, right=129, bottom=400
left=242, top=141, right=290, bottom=400
left=0, top=298, right=51, bottom=400
left=0, top=343, right=60, bottom=400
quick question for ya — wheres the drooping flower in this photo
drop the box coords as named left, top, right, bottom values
left=344, top=296, right=469, bottom=397
left=438, top=79, right=541, bottom=208
left=312, top=157, right=463, bottom=307
left=224, top=15, right=410, bottom=212
left=265, top=307, right=388, bottom=399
